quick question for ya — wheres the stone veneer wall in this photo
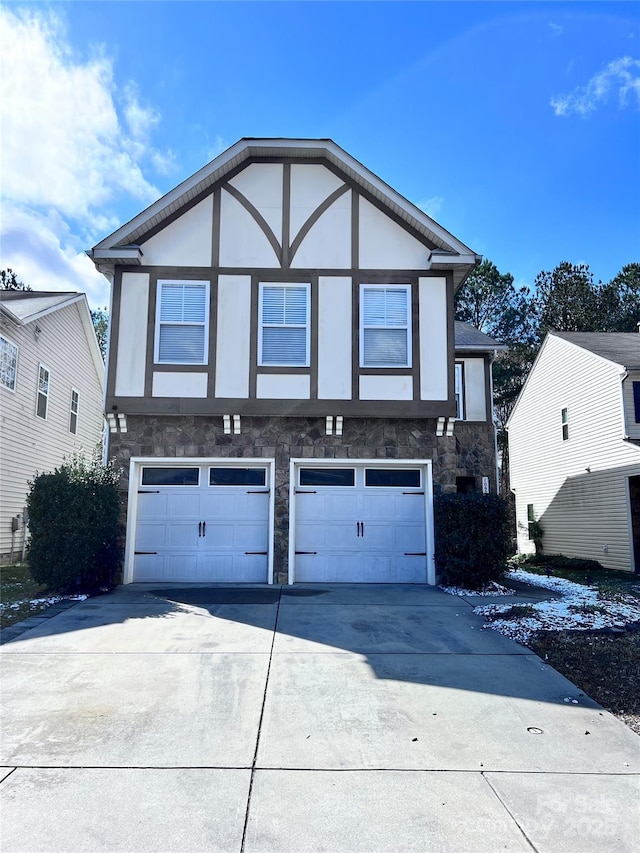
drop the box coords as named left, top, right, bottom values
left=109, top=416, right=497, bottom=582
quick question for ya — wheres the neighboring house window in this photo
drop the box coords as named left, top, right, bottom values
left=0, top=335, right=18, bottom=391
left=155, top=280, right=209, bottom=364
left=561, top=407, right=569, bottom=441
left=360, top=284, right=411, bottom=367
left=69, top=389, right=79, bottom=434
left=633, top=381, right=640, bottom=423
left=455, top=363, right=464, bottom=419
left=36, top=364, right=50, bottom=419
left=258, top=283, right=310, bottom=366
left=527, top=504, right=535, bottom=540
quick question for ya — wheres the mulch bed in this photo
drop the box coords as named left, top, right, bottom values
left=530, top=631, right=640, bottom=735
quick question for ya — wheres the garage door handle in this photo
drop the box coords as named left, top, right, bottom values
left=198, top=521, right=202, bottom=537
left=202, top=521, right=206, bottom=537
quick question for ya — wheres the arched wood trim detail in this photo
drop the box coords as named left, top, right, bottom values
left=223, top=183, right=283, bottom=265
left=288, top=184, right=350, bottom=267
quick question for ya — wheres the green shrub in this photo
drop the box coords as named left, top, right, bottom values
left=434, top=493, right=511, bottom=589
left=27, top=454, right=121, bottom=592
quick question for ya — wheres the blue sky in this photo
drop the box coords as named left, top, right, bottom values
left=1, top=1, right=638, bottom=308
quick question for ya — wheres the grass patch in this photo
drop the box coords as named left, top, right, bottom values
left=0, top=561, right=56, bottom=629
left=531, top=632, right=640, bottom=735
left=484, top=604, right=536, bottom=621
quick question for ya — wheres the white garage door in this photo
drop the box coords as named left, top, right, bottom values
left=133, top=465, right=270, bottom=583
left=294, top=465, right=429, bottom=583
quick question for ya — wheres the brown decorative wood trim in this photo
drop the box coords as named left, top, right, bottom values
left=359, top=368, right=413, bottom=376
left=455, top=359, right=466, bottom=420
left=485, top=354, right=492, bottom=423
left=118, top=265, right=445, bottom=279
left=106, top=270, right=122, bottom=399
left=223, top=183, right=283, bottom=266
left=351, top=276, right=359, bottom=400
left=289, top=184, right=350, bottom=266
left=282, top=164, right=291, bottom=269
left=107, top=395, right=456, bottom=419
left=152, top=365, right=210, bottom=373
left=446, top=271, right=455, bottom=411
left=257, top=366, right=310, bottom=375
left=249, top=276, right=259, bottom=398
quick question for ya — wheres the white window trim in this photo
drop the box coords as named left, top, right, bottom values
left=258, top=282, right=311, bottom=367
left=359, top=283, right=412, bottom=368
left=69, top=388, right=80, bottom=434
left=154, top=279, right=210, bottom=365
left=455, top=363, right=464, bottom=420
left=36, top=363, right=50, bottom=420
left=0, top=334, right=19, bottom=393
left=561, top=407, right=569, bottom=441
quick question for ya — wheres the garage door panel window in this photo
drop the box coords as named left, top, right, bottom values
left=299, top=468, right=356, bottom=487
left=209, top=467, right=267, bottom=487
left=141, top=467, right=200, bottom=486
left=365, top=469, right=421, bottom=488
left=155, top=280, right=209, bottom=364
left=360, top=285, right=411, bottom=367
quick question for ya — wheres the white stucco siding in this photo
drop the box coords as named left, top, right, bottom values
left=291, top=195, right=351, bottom=268
left=317, top=277, right=352, bottom=400
left=115, top=273, right=149, bottom=397
left=622, top=373, right=640, bottom=439
left=508, top=335, right=640, bottom=571
left=219, top=189, right=279, bottom=267
left=359, top=375, right=413, bottom=401
left=0, top=304, right=104, bottom=556
left=419, top=277, right=448, bottom=400
left=289, top=165, right=346, bottom=238
left=227, top=163, right=283, bottom=243
left=140, top=196, right=213, bottom=266
left=459, top=358, right=486, bottom=421
left=215, top=275, right=251, bottom=398
left=256, top=374, right=311, bottom=399
left=358, top=197, right=428, bottom=269
left=152, top=372, right=208, bottom=398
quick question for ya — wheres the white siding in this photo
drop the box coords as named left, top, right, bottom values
left=291, top=194, right=351, bottom=268
left=228, top=163, right=283, bottom=242
left=115, top=273, right=149, bottom=397
left=215, top=275, right=251, bottom=398
left=508, top=335, right=640, bottom=572
left=152, top=372, right=207, bottom=398
left=317, top=277, right=352, bottom=400
left=419, top=277, right=448, bottom=400
left=141, top=196, right=213, bottom=266
left=0, top=303, right=104, bottom=557
left=459, top=358, right=486, bottom=421
left=359, top=375, right=413, bottom=401
left=256, top=374, right=311, bottom=399
left=289, top=165, right=345, bottom=237
left=359, top=197, right=428, bottom=269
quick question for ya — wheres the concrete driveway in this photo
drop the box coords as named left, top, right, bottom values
left=1, top=583, right=639, bottom=852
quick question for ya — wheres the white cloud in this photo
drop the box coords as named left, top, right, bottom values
left=0, top=7, right=173, bottom=307
left=551, top=56, right=640, bottom=117
left=417, top=196, right=445, bottom=219
left=548, top=22, right=563, bottom=37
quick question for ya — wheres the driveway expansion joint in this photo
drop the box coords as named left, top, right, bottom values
left=481, top=771, right=540, bottom=852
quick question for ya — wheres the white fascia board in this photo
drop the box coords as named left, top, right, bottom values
left=17, top=294, right=86, bottom=325
left=455, top=345, right=508, bottom=352
left=90, top=248, right=143, bottom=261
left=76, top=295, right=105, bottom=386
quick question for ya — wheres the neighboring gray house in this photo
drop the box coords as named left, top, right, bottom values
left=0, top=291, right=105, bottom=561
left=508, top=331, right=640, bottom=573
left=88, top=137, right=503, bottom=586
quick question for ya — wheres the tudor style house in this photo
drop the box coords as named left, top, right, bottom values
left=508, top=332, right=640, bottom=574
left=88, top=138, right=503, bottom=586
left=0, top=291, right=104, bottom=562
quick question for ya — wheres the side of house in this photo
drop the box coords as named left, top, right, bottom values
left=0, top=293, right=105, bottom=561
left=508, top=332, right=640, bottom=573
left=89, top=138, right=503, bottom=586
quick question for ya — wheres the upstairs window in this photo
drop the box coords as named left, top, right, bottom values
left=69, top=389, right=79, bottom=434
left=155, top=280, right=209, bottom=364
left=36, top=364, right=50, bottom=419
left=0, top=335, right=18, bottom=391
left=259, top=283, right=310, bottom=366
left=633, top=381, right=640, bottom=423
left=360, top=285, right=411, bottom=367
left=561, top=407, right=569, bottom=441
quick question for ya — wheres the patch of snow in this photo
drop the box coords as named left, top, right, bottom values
left=438, top=581, right=513, bottom=597
left=0, top=593, right=88, bottom=613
